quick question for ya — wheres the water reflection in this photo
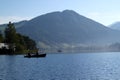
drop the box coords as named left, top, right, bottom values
left=3, top=56, right=18, bottom=80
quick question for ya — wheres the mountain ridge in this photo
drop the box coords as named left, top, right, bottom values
left=17, top=10, right=120, bottom=48
left=109, top=22, right=120, bottom=30
left=1, top=10, right=120, bottom=50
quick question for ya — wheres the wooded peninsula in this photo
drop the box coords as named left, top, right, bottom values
left=0, top=22, right=37, bottom=54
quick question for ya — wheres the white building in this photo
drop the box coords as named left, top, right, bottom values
left=0, top=43, right=9, bottom=49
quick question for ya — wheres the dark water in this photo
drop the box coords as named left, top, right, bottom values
left=0, top=52, right=120, bottom=80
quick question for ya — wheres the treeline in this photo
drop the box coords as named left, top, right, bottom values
left=0, top=22, right=37, bottom=54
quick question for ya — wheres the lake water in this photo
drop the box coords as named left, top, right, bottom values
left=0, top=52, right=120, bottom=80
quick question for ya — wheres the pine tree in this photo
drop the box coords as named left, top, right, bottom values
left=0, top=31, right=3, bottom=43
left=4, top=22, right=37, bottom=53
left=4, top=22, right=18, bottom=43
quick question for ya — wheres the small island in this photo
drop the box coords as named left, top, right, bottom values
left=0, top=22, right=37, bottom=54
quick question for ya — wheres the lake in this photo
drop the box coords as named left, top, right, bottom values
left=0, top=52, right=120, bottom=80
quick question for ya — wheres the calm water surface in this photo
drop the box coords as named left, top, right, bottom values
left=0, top=52, right=120, bottom=80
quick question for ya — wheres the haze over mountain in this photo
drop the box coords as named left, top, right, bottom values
left=109, top=22, right=120, bottom=30
left=16, top=10, right=120, bottom=48
left=1, top=10, right=120, bottom=50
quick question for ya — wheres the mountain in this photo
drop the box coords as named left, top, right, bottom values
left=109, top=22, right=120, bottom=30
left=1, top=10, right=120, bottom=50
left=15, top=10, right=120, bottom=49
left=0, top=20, right=28, bottom=32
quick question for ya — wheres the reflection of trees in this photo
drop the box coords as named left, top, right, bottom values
left=3, top=56, right=17, bottom=80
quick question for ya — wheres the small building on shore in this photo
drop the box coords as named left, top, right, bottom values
left=0, top=43, right=15, bottom=54
left=0, top=43, right=9, bottom=49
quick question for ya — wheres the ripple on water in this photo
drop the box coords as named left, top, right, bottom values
left=0, top=53, right=120, bottom=80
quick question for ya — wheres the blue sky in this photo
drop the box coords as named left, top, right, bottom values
left=1, top=0, right=120, bottom=26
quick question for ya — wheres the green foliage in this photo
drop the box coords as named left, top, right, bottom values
left=22, top=36, right=36, bottom=50
left=5, top=22, right=17, bottom=43
left=0, top=31, right=3, bottom=43
left=15, top=44, right=25, bottom=53
left=3, top=22, right=37, bottom=54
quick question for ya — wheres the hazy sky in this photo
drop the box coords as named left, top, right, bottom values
left=1, top=0, right=120, bottom=26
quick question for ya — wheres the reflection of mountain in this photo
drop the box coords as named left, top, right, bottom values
left=1, top=10, right=120, bottom=49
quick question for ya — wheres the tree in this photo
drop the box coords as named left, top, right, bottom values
left=22, top=36, right=36, bottom=50
left=4, top=22, right=18, bottom=43
left=4, top=22, right=37, bottom=53
left=0, top=31, right=3, bottom=43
